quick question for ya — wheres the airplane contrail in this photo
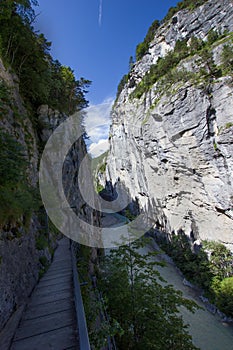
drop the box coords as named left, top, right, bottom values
left=99, top=0, right=103, bottom=27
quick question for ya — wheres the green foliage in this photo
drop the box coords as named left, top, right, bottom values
left=91, top=150, right=108, bottom=173
left=0, top=1, right=38, bottom=23
left=162, top=0, right=208, bottom=23
left=136, top=41, right=149, bottom=62
left=131, top=29, right=230, bottom=100
left=36, top=234, right=48, bottom=250
left=198, top=47, right=222, bottom=80
left=77, top=245, right=122, bottom=349
left=116, top=74, right=129, bottom=100
left=0, top=0, right=90, bottom=116
left=97, top=161, right=106, bottom=175
left=159, top=230, right=213, bottom=290
left=99, top=239, right=199, bottom=349
left=129, top=55, right=134, bottom=71
left=39, top=255, right=49, bottom=268
left=225, top=122, right=233, bottom=129
left=132, top=39, right=192, bottom=99
left=214, top=277, right=233, bottom=317
left=189, top=36, right=204, bottom=54
left=202, top=241, right=233, bottom=279
left=0, top=130, right=35, bottom=226
left=48, top=62, right=91, bottom=114
left=38, top=255, right=49, bottom=278
left=96, top=182, right=104, bottom=193
left=136, top=19, right=160, bottom=61
left=207, top=29, right=220, bottom=45
left=119, top=4, right=229, bottom=101
left=0, top=80, right=12, bottom=115
left=124, top=208, right=136, bottom=221
left=158, top=233, right=233, bottom=317
left=221, top=44, right=233, bottom=75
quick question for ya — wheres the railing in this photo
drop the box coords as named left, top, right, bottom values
left=70, top=241, right=91, bottom=350
left=94, top=286, right=117, bottom=350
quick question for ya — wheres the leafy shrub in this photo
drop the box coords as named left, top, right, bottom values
left=136, top=19, right=160, bottom=61
left=131, top=29, right=230, bottom=100
left=221, top=44, right=233, bottom=75
left=98, top=162, right=106, bottom=174
left=207, top=29, right=221, bottom=45
left=0, top=1, right=90, bottom=116
left=39, top=255, right=49, bottom=267
left=36, top=234, right=48, bottom=250
left=162, top=0, right=208, bottom=23
left=0, top=80, right=12, bottom=115
left=225, top=122, right=233, bottom=129
left=116, top=74, right=129, bottom=100
left=0, top=130, right=35, bottom=226
left=157, top=233, right=233, bottom=316
left=136, top=41, right=149, bottom=62
left=202, top=240, right=233, bottom=279
left=214, top=277, right=233, bottom=317
left=131, top=39, right=191, bottom=99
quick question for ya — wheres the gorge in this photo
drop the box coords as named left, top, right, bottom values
left=0, top=0, right=233, bottom=349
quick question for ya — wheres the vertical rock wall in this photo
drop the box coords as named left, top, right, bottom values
left=106, top=0, right=233, bottom=249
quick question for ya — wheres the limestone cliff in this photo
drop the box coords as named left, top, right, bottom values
left=107, top=0, right=233, bottom=249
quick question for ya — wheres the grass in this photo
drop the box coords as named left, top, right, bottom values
left=225, top=122, right=233, bottom=129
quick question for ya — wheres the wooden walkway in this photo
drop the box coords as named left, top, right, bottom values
left=11, top=238, right=79, bottom=350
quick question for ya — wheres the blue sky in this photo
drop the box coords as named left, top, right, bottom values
left=35, top=0, right=178, bottom=156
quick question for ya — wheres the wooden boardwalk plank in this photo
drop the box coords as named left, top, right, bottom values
left=39, top=272, right=72, bottom=282
left=31, top=286, right=71, bottom=298
left=38, top=275, right=73, bottom=287
left=34, top=282, right=72, bottom=294
left=11, top=326, right=77, bottom=350
left=23, top=299, right=73, bottom=320
left=14, top=310, right=76, bottom=340
left=11, top=238, right=79, bottom=349
left=29, top=289, right=72, bottom=306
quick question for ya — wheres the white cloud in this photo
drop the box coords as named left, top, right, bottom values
left=84, top=97, right=113, bottom=157
left=89, top=139, right=109, bottom=158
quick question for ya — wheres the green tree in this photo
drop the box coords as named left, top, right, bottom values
left=207, top=29, right=220, bottom=45
left=136, top=19, right=160, bottom=61
left=129, top=55, right=134, bottom=71
left=0, top=0, right=90, bottom=115
left=202, top=241, right=233, bottom=280
left=0, top=130, right=35, bottom=226
left=189, top=36, right=204, bottom=54
left=221, top=44, right=233, bottom=75
left=99, top=239, right=199, bottom=350
left=199, top=48, right=221, bottom=79
left=215, top=277, right=233, bottom=317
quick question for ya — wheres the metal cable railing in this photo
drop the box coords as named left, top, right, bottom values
left=70, top=241, right=91, bottom=350
left=92, top=276, right=117, bottom=350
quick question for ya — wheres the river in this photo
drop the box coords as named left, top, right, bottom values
left=101, top=211, right=233, bottom=350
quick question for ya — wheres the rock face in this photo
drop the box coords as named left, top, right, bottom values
left=107, top=0, right=233, bottom=249
left=132, top=0, right=233, bottom=83
left=0, top=59, right=41, bottom=330
left=0, top=60, right=98, bottom=330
